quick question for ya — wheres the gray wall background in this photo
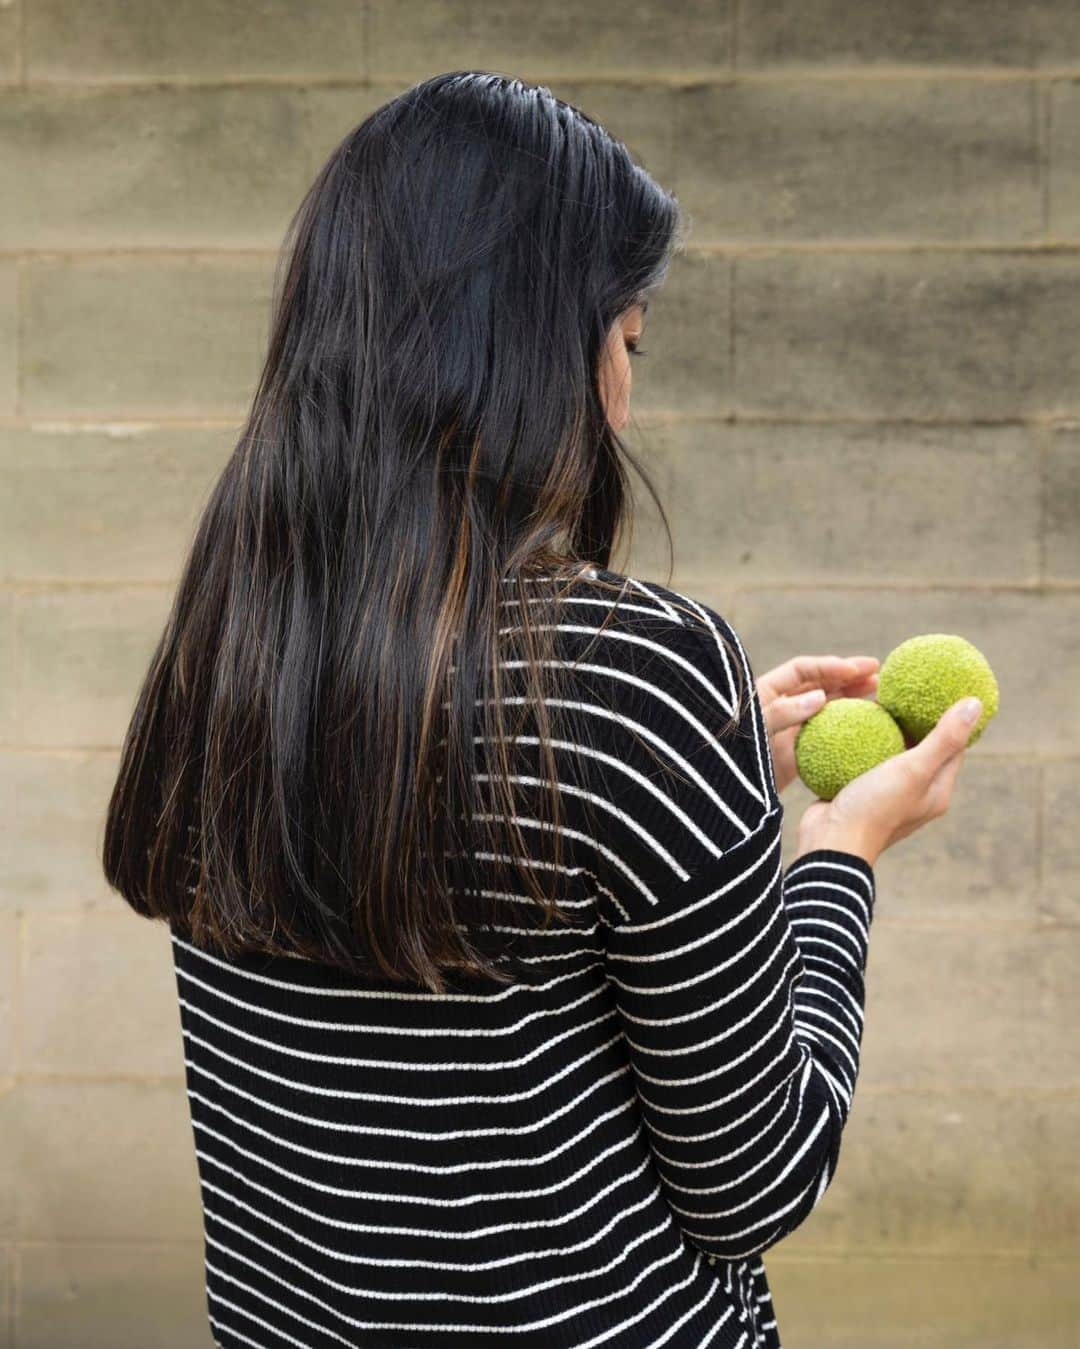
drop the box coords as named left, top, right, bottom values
left=2, top=2, right=1078, bottom=1345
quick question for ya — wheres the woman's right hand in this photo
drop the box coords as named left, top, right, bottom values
left=795, top=696, right=983, bottom=869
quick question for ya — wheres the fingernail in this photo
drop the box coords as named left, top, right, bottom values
left=801, top=690, right=826, bottom=709
left=960, top=697, right=982, bottom=724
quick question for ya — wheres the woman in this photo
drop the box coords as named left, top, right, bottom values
left=103, top=71, right=979, bottom=1348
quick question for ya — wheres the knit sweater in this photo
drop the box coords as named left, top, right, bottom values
left=170, top=566, right=876, bottom=1348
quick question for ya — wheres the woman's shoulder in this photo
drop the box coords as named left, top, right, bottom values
left=514, top=565, right=749, bottom=722
left=500, top=563, right=749, bottom=714
left=554, top=565, right=737, bottom=652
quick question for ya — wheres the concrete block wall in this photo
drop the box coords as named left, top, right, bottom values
left=1, top=3, right=1076, bottom=1345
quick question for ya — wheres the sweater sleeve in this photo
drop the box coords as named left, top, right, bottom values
left=596, top=596, right=876, bottom=1262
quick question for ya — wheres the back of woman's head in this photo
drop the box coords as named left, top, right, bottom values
left=102, top=70, right=713, bottom=992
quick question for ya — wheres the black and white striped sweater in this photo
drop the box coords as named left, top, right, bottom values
left=170, top=566, right=876, bottom=1348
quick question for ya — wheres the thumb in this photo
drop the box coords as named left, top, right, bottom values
left=913, top=697, right=982, bottom=771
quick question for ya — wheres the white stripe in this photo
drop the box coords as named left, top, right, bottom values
left=195, top=1143, right=655, bottom=1241
left=625, top=574, right=685, bottom=624
left=202, top=1205, right=673, bottom=1307
left=792, top=967, right=865, bottom=1027
left=180, top=1022, right=626, bottom=1108
left=172, top=930, right=598, bottom=1002
left=474, top=742, right=741, bottom=862
left=676, top=1166, right=820, bottom=1246
left=183, top=1053, right=633, bottom=1143
left=660, top=1100, right=830, bottom=1230
left=191, top=1113, right=645, bottom=1208
left=783, top=896, right=870, bottom=946
left=784, top=929, right=862, bottom=973
left=642, top=1071, right=795, bottom=1145
left=179, top=993, right=618, bottom=1073
left=187, top=1084, right=637, bottom=1176
left=626, top=1000, right=799, bottom=1097
left=208, top=1310, right=269, bottom=1348
left=789, top=1017, right=859, bottom=1082
left=655, top=1064, right=813, bottom=1199
left=609, top=834, right=783, bottom=959
left=463, top=812, right=666, bottom=906
left=209, top=1294, right=311, bottom=1348
left=620, top=951, right=803, bottom=1061
left=634, top=1033, right=805, bottom=1113
left=202, top=1216, right=707, bottom=1338
left=195, top=1170, right=670, bottom=1274
left=785, top=856, right=874, bottom=904
left=649, top=1073, right=800, bottom=1167
left=498, top=593, right=673, bottom=622
left=668, top=590, right=773, bottom=808
left=175, top=960, right=609, bottom=1037
left=795, top=1002, right=863, bottom=1057
left=473, top=696, right=764, bottom=838
left=614, top=918, right=799, bottom=1025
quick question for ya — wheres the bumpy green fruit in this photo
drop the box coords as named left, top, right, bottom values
left=794, top=698, right=906, bottom=802
left=877, top=633, right=999, bottom=747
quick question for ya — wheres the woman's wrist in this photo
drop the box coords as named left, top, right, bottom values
left=794, top=827, right=880, bottom=870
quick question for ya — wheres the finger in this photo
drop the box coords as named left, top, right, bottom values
left=837, top=673, right=879, bottom=698
left=780, top=655, right=878, bottom=695
left=763, top=689, right=827, bottom=734
left=911, top=699, right=981, bottom=774
left=928, top=742, right=967, bottom=811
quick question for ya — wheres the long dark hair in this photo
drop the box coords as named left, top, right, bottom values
left=103, top=70, right=744, bottom=992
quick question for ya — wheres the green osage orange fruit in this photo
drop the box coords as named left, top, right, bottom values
left=794, top=697, right=906, bottom=802
left=876, top=633, right=999, bottom=747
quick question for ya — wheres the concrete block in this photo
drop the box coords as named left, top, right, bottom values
left=0, top=916, right=13, bottom=1076
left=618, top=421, right=678, bottom=581
left=672, top=79, right=1040, bottom=242
left=0, top=1243, right=8, bottom=1349
left=0, top=592, right=13, bottom=743
left=26, top=0, right=366, bottom=81
left=739, top=0, right=1080, bottom=68
left=1039, top=759, right=1080, bottom=923
left=640, top=420, right=1039, bottom=585
left=0, top=86, right=312, bottom=249
left=0, top=0, right=15, bottom=84
left=857, top=926, right=1073, bottom=1091
left=1043, top=931, right=1080, bottom=1076
left=1032, top=1096, right=1080, bottom=1256
left=0, top=1086, right=12, bottom=1240
left=15, top=1242, right=212, bottom=1349
left=12, top=586, right=174, bottom=748
left=735, top=586, right=1079, bottom=757
left=0, top=262, right=15, bottom=414
left=13, top=1081, right=202, bottom=1240
left=1045, top=426, right=1080, bottom=581
left=0, top=751, right=120, bottom=912
left=735, top=252, right=1080, bottom=419
left=300, top=82, right=400, bottom=180
left=632, top=252, right=732, bottom=417
left=781, top=757, right=1040, bottom=924
left=0, top=425, right=229, bottom=582
left=778, top=1089, right=1034, bottom=1255
left=369, top=0, right=731, bottom=80
left=23, top=254, right=276, bottom=417
left=1050, top=81, right=1080, bottom=240
left=764, top=1255, right=1080, bottom=1348
left=20, top=911, right=185, bottom=1077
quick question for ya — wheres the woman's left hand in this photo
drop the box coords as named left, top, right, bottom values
left=756, top=654, right=881, bottom=795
